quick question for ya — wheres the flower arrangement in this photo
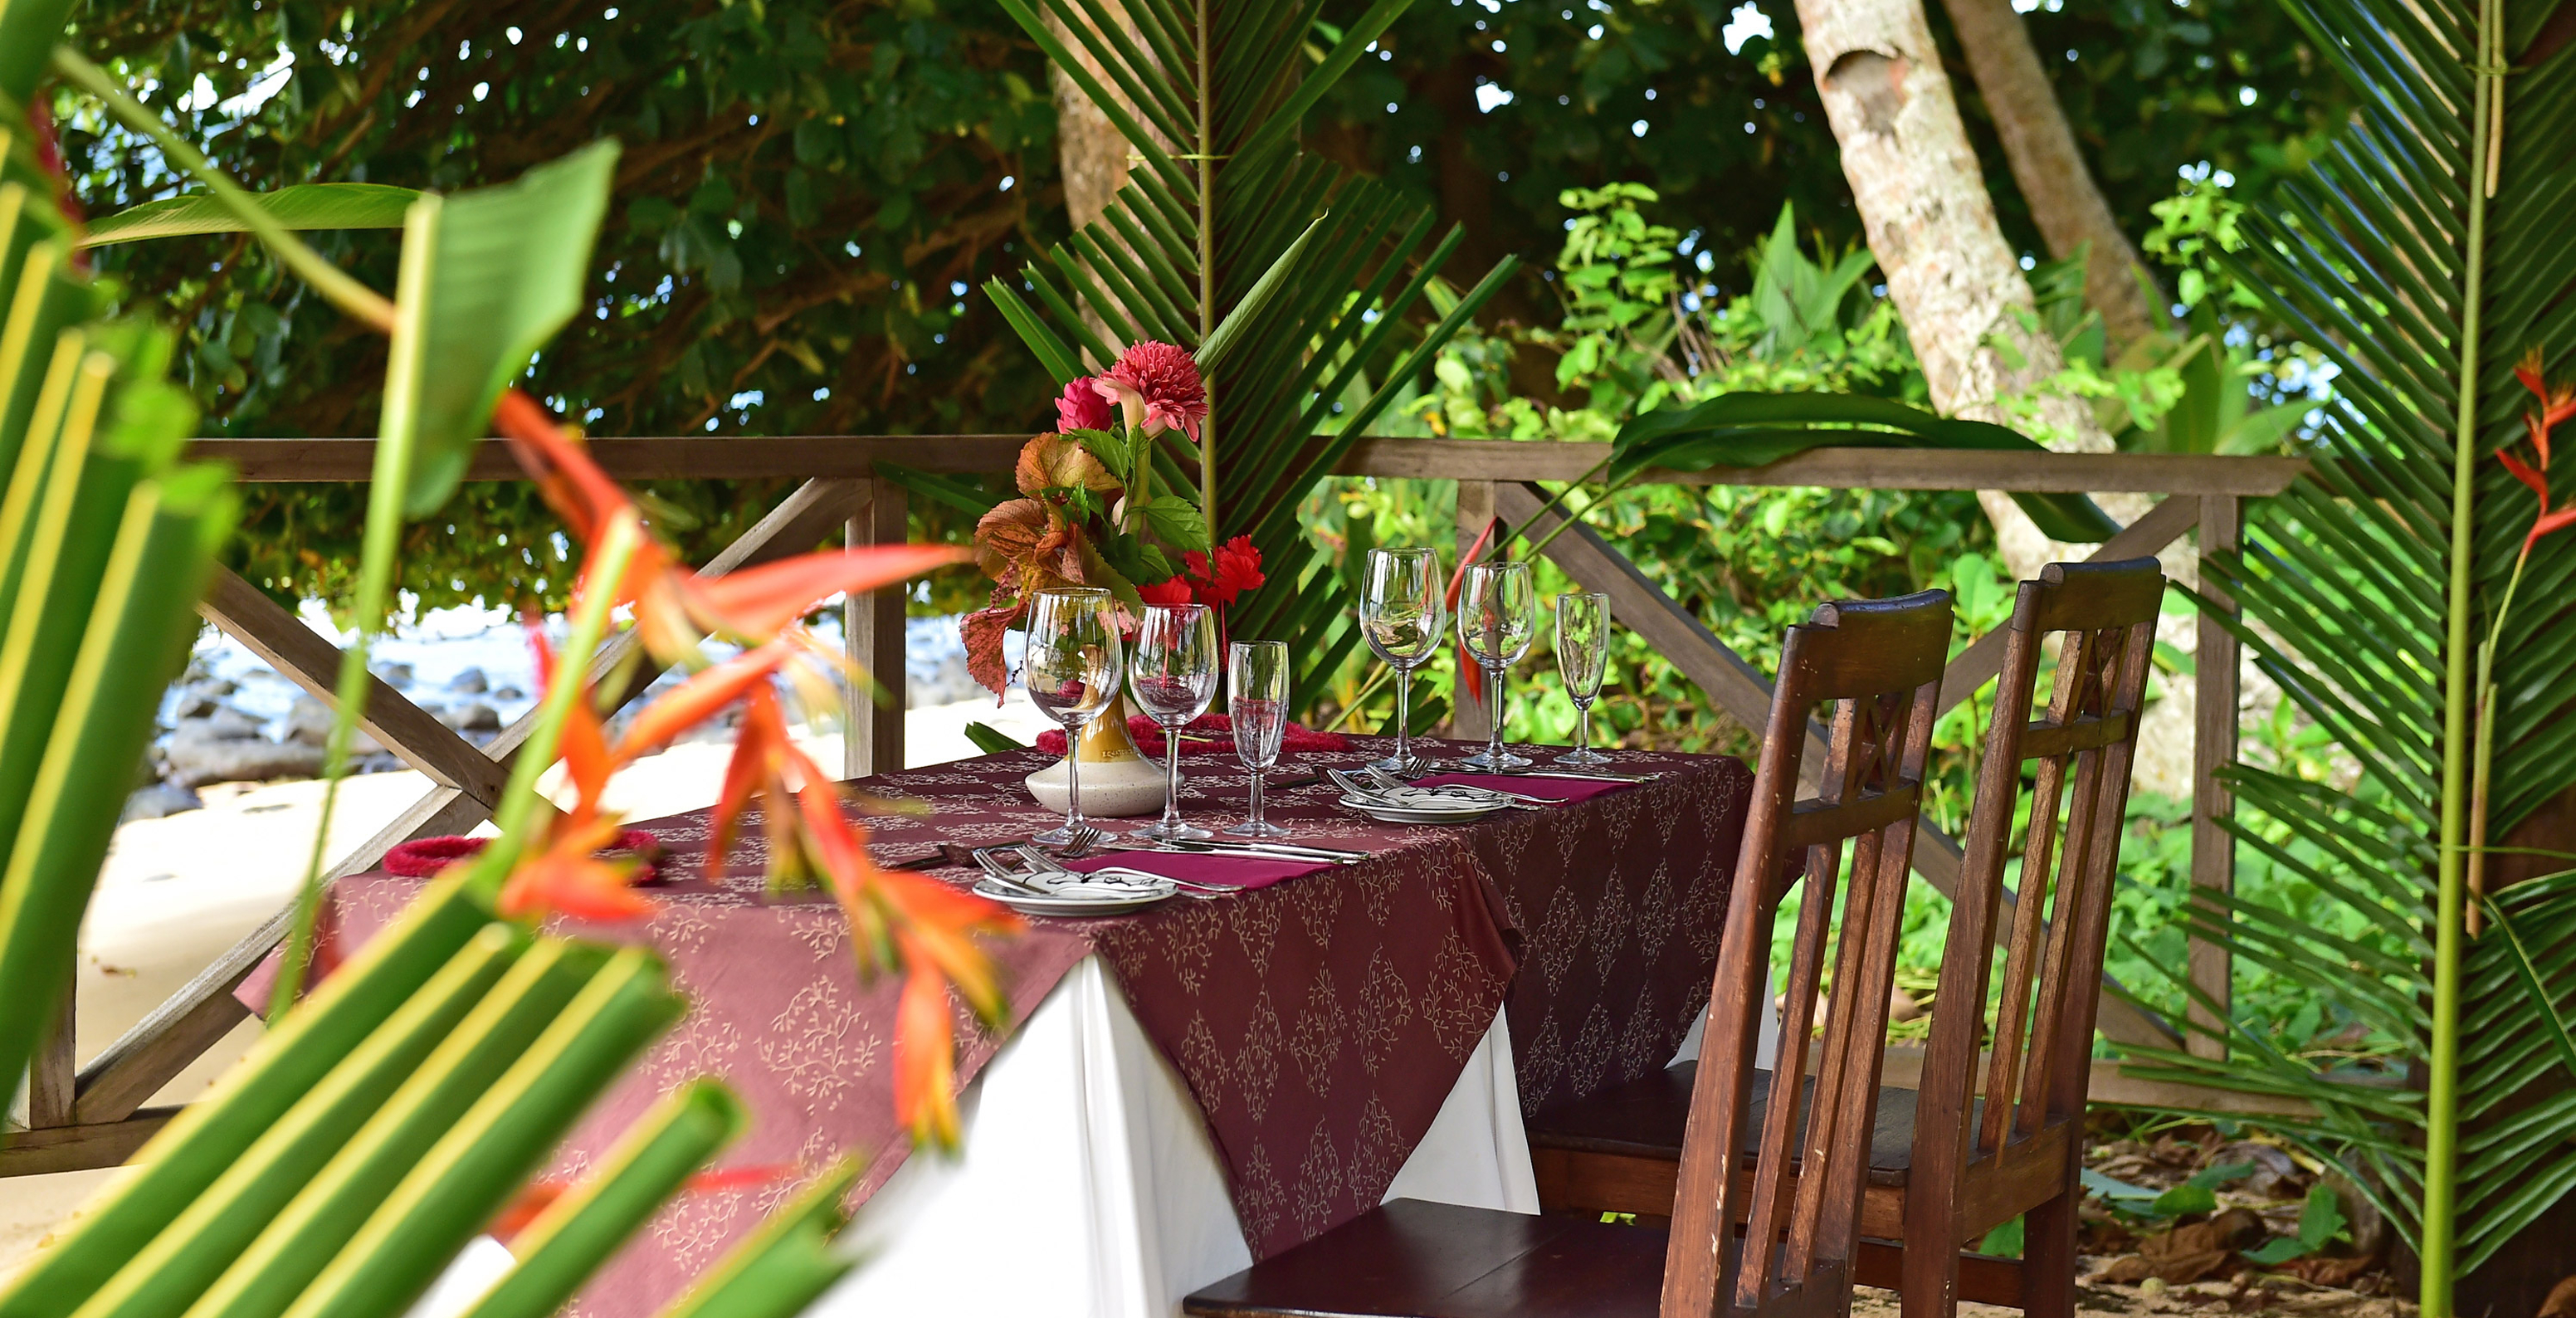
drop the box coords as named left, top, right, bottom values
left=963, top=342, right=1262, bottom=694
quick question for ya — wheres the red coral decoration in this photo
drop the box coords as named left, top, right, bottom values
left=1094, top=340, right=1209, bottom=442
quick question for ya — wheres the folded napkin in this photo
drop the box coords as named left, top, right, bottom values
left=383, top=830, right=665, bottom=880
left=1035, top=713, right=1349, bottom=759
left=1412, top=773, right=1628, bottom=805
left=1060, top=848, right=1326, bottom=891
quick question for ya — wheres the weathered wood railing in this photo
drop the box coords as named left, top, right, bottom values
left=2, top=437, right=2306, bottom=1175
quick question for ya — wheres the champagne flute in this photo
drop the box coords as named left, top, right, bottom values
left=1128, top=602, right=1219, bottom=841
left=1457, top=560, right=1535, bottom=772
left=1359, top=547, right=1447, bottom=777
left=1226, top=640, right=1292, bottom=837
left=1554, top=591, right=1612, bottom=766
left=1023, top=587, right=1122, bottom=848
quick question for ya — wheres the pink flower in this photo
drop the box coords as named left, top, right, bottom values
left=1054, top=376, right=1115, bottom=433
left=1092, top=341, right=1208, bottom=442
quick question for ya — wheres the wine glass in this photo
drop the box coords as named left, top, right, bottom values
left=1554, top=591, right=1612, bottom=766
left=1226, top=640, right=1291, bottom=837
left=1457, top=560, right=1535, bottom=772
left=1128, top=603, right=1219, bottom=841
left=1359, top=547, right=1447, bottom=777
left=1023, top=587, right=1122, bottom=848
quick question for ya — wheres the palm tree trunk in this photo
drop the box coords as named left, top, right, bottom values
left=1938, top=0, right=2168, bottom=353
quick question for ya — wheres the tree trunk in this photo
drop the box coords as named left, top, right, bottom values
left=1939, top=0, right=2166, bottom=353
left=1794, top=0, right=2200, bottom=796
left=1043, top=7, right=1163, bottom=359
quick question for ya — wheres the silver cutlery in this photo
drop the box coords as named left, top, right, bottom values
left=1361, top=765, right=1553, bottom=808
left=1015, top=845, right=1231, bottom=898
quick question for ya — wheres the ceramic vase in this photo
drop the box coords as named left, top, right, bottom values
left=1025, top=694, right=1166, bottom=818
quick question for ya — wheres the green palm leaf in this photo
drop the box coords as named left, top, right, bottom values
left=2110, top=0, right=2576, bottom=1299
left=983, top=0, right=1515, bottom=686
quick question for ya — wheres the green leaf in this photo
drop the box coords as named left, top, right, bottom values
left=2152, top=1184, right=2218, bottom=1218
left=2242, top=1235, right=2312, bottom=1265
left=1976, top=1216, right=2025, bottom=1258
left=77, top=183, right=420, bottom=247
left=2299, top=1183, right=2349, bottom=1250
left=1196, top=216, right=1320, bottom=376
left=380, top=140, right=618, bottom=518
left=2081, top=1167, right=2164, bottom=1205
left=1140, top=494, right=1210, bottom=554
left=963, top=721, right=1026, bottom=754
left=1610, top=391, right=2123, bottom=541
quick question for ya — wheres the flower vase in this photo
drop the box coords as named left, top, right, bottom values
left=1025, top=693, right=1166, bottom=818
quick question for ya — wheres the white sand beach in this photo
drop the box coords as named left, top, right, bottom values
left=2, top=691, right=1054, bottom=1277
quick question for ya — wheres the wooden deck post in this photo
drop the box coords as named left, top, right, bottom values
left=2188, top=495, right=2243, bottom=1059
left=27, top=961, right=76, bottom=1128
left=1452, top=480, right=1496, bottom=742
left=844, top=478, right=909, bottom=779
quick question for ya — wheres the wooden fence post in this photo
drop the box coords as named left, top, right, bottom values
left=2189, top=494, right=2243, bottom=1059
left=1453, top=480, right=1496, bottom=741
left=844, top=477, right=908, bottom=780
left=27, top=962, right=75, bottom=1128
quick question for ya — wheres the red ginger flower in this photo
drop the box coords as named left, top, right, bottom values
left=1093, top=340, right=1208, bottom=442
left=1183, top=535, right=1265, bottom=608
left=1055, top=376, right=1116, bottom=433
left=2503, top=348, right=2576, bottom=556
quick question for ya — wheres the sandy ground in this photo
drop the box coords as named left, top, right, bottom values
left=1, top=694, right=1054, bottom=1276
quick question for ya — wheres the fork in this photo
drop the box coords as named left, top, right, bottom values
left=1015, top=844, right=1230, bottom=899
left=1361, top=764, right=1552, bottom=807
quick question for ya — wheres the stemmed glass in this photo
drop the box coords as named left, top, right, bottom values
left=1458, top=560, right=1535, bottom=772
left=1554, top=591, right=1612, bottom=766
left=1129, top=603, right=1219, bottom=841
left=1359, top=547, right=1447, bottom=776
left=1023, top=587, right=1122, bottom=848
left=1226, top=640, right=1292, bottom=837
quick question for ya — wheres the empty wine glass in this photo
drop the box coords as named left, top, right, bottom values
left=1226, top=640, right=1291, bottom=837
left=1129, top=603, right=1219, bottom=841
left=1360, top=547, right=1447, bottom=777
left=1555, top=591, right=1612, bottom=766
left=1024, top=587, right=1122, bottom=848
left=1457, top=560, right=1534, bottom=772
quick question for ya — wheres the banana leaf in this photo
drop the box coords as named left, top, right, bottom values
left=1609, top=392, right=2122, bottom=542
left=78, top=183, right=419, bottom=247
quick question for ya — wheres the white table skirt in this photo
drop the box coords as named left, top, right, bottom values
left=816, top=954, right=1540, bottom=1318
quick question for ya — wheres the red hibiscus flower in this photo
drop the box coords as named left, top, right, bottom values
left=1054, top=376, right=1115, bottom=433
left=1093, top=340, right=1208, bottom=442
left=1137, top=577, right=1195, bottom=607
left=1183, top=535, right=1265, bottom=608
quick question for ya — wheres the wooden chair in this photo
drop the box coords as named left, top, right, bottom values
left=1184, top=588, right=1954, bottom=1318
left=1521, top=559, right=2165, bottom=1318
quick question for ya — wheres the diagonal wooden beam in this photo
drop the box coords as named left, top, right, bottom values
left=1494, top=481, right=2182, bottom=1049
left=64, top=478, right=876, bottom=1131
left=1932, top=493, right=2201, bottom=719
left=198, top=569, right=510, bottom=805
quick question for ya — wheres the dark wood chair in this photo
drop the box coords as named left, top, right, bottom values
left=1185, top=588, right=1954, bottom=1318
left=1522, top=559, right=2165, bottom=1318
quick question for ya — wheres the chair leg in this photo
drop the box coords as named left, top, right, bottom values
left=2018, top=1189, right=2080, bottom=1318
left=1895, top=1231, right=1959, bottom=1318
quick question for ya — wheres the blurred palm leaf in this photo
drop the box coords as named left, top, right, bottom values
left=983, top=0, right=1517, bottom=710
left=76, top=183, right=419, bottom=247
left=2105, top=0, right=2576, bottom=1285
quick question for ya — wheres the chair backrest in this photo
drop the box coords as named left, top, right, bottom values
left=1661, top=588, right=1953, bottom=1318
left=1905, top=558, right=2163, bottom=1290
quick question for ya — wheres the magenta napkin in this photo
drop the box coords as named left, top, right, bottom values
left=1060, top=848, right=1327, bottom=891
left=1413, top=773, right=1628, bottom=805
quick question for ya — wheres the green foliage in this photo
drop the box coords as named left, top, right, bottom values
left=2102, top=0, right=2576, bottom=1290
left=983, top=0, right=1516, bottom=714
left=2242, top=1184, right=2350, bottom=1264
left=76, top=182, right=417, bottom=247
left=51, top=0, right=1060, bottom=618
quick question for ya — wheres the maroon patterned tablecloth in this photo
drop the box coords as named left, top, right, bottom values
left=257, top=739, right=1749, bottom=1315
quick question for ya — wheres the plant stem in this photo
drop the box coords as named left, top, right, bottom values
left=51, top=48, right=399, bottom=334
left=1193, top=1, right=1217, bottom=535
left=2425, top=0, right=2503, bottom=1301
left=2463, top=552, right=2524, bottom=939
left=268, top=356, right=422, bottom=1022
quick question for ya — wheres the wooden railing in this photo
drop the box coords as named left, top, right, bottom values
left=1, top=437, right=2308, bottom=1175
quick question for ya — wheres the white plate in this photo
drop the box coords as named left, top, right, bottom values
left=1335, top=795, right=1504, bottom=825
left=971, top=874, right=1175, bottom=917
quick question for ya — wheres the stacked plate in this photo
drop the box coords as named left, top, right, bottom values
left=1329, top=770, right=1509, bottom=825
left=970, top=866, right=1177, bottom=916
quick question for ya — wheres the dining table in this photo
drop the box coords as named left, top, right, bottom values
left=248, top=736, right=1754, bottom=1318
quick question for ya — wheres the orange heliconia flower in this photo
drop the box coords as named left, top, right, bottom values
left=479, top=387, right=1009, bottom=1148
left=2504, top=349, right=2576, bottom=557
